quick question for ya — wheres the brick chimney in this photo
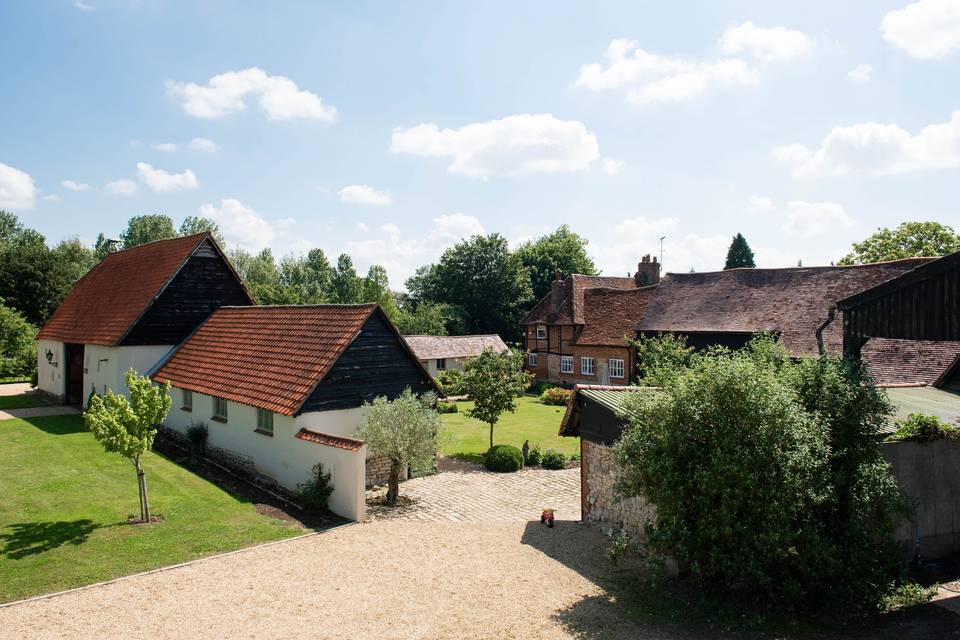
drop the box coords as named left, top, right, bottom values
left=550, top=270, right=565, bottom=310
left=634, top=255, right=660, bottom=287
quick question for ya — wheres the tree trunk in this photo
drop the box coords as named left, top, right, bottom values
left=133, top=459, right=145, bottom=521
left=489, top=423, right=494, bottom=450
left=386, top=463, right=401, bottom=505
left=134, top=457, right=150, bottom=522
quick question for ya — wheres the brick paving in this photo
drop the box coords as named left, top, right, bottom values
left=366, top=461, right=581, bottom=522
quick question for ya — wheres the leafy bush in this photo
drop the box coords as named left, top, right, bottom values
left=531, top=381, right=556, bottom=396
left=185, top=421, right=208, bottom=464
left=614, top=342, right=909, bottom=612
left=526, top=446, right=542, bottom=466
left=484, top=444, right=523, bottom=472
left=887, top=413, right=960, bottom=442
left=436, top=401, right=459, bottom=414
left=0, top=299, right=37, bottom=380
left=539, top=387, right=572, bottom=406
left=436, top=369, right=466, bottom=397
left=296, top=462, right=334, bottom=510
left=540, top=449, right=566, bottom=470
left=629, top=332, right=694, bottom=385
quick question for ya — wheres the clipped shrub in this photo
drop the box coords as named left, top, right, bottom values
left=296, top=462, right=334, bottom=510
left=484, top=444, right=523, bottom=472
left=540, top=387, right=572, bottom=406
left=436, top=401, right=459, bottom=414
left=540, top=449, right=566, bottom=470
left=526, top=446, right=543, bottom=466
left=887, top=413, right=960, bottom=442
left=436, top=369, right=466, bottom=397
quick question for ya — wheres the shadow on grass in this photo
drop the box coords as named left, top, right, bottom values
left=447, top=452, right=485, bottom=466
left=17, top=415, right=87, bottom=436
left=0, top=519, right=102, bottom=559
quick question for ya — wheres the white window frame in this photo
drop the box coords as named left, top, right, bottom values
left=528, top=352, right=537, bottom=367
left=256, top=408, right=274, bottom=435
left=560, top=355, right=574, bottom=374
left=580, top=356, right=595, bottom=376
left=609, top=358, right=625, bottom=379
left=213, top=396, right=228, bottom=421
left=536, top=325, right=547, bottom=339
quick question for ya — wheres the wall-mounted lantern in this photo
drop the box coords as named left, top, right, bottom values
left=45, top=349, right=54, bottom=364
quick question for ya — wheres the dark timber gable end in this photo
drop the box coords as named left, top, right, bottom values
left=299, top=311, right=435, bottom=413
left=121, top=239, right=253, bottom=346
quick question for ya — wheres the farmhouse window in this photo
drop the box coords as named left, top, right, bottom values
left=256, top=408, right=274, bottom=435
left=436, top=358, right=447, bottom=370
left=581, top=357, right=595, bottom=376
left=182, top=388, right=193, bottom=411
left=609, top=359, right=625, bottom=379
left=536, top=325, right=547, bottom=339
left=528, top=352, right=537, bottom=367
left=560, top=355, right=573, bottom=374
left=212, top=397, right=228, bottom=422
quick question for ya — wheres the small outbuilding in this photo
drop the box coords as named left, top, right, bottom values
left=403, top=334, right=508, bottom=376
left=152, top=303, right=438, bottom=521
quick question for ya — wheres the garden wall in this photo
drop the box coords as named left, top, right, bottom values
left=882, top=439, right=960, bottom=560
left=580, top=439, right=655, bottom=539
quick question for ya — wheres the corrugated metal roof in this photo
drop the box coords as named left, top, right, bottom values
left=885, top=386, right=960, bottom=435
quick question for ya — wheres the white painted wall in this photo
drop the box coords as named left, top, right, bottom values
left=82, top=344, right=171, bottom=407
left=421, top=357, right=467, bottom=377
left=37, top=339, right=65, bottom=400
left=164, top=387, right=367, bottom=521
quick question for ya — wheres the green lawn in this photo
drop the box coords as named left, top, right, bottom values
left=440, top=395, right=578, bottom=463
left=0, top=415, right=304, bottom=603
left=0, top=395, right=45, bottom=410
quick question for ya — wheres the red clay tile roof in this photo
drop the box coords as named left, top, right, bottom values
left=403, top=334, right=508, bottom=360
left=37, top=234, right=215, bottom=346
left=152, top=305, right=380, bottom=416
left=635, top=259, right=936, bottom=357
left=294, top=428, right=364, bottom=451
left=522, top=275, right=637, bottom=326
left=573, top=286, right=657, bottom=346
left=862, top=339, right=960, bottom=387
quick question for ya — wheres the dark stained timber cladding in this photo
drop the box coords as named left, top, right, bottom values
left=121, top=252, right=252, bottom=345
left=299, top=312, right=434, bottom=413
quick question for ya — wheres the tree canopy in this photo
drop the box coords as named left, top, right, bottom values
left=119, top=214, right=177, bottom=249
left=515, top=225, right=597, bottom=302
left=0, top=297, right=36, bottom=379
left=723, top=233, right=756, bottom=269
left=838, top=221, right=960, bottom=265
left=462, top=348, right=533, bottom=448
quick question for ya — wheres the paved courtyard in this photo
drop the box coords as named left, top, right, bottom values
left=366, top=461, right=581, bottom=522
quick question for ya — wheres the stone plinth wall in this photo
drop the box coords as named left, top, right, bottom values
left=365, top=456, right=409, bottom=488
left=581, top=439, right=655, bottom=539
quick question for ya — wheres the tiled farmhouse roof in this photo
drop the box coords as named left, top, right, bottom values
left=522, top=275, right=637, bottom=326
left=37, top=234, right=236, bottom=346
left=573, top=286, right=657, bottom=347
left=635, top=259, right=936, bottom=356
left=152, top=304, right=407, bottom=416
left=295, top=428, right=364, bottom=451
left=403, top=334, right=508, bottom=360
left=862, top=339, right=960, bottom=387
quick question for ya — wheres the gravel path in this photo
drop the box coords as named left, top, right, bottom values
left=0, top=520, right=662, bottom=640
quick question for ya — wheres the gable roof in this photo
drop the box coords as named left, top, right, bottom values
left=37, top=233, right=250, bottom=346
left=403, top=334, right=508, bottom=360
left=635, top=259, right=935, bottom=357
left=573, top=286, right=657, bottom=346
left=151, top=304, right=435, bottom=416
left=522, top=274, right=637, bottom=326
left=559, top=385, right=656, bottom=437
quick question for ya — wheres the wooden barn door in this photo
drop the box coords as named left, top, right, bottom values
left=66, top=344, right=84, bottom=405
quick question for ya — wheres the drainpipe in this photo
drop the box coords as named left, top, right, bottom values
left=815, top=306, right=836, bottom=356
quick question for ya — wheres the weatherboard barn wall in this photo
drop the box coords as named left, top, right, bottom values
left=164, top=387, right=366, bottom=521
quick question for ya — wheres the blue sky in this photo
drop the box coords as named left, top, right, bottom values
left=2, top=1, right=959, bottom=286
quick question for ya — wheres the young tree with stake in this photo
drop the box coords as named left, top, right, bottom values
left=462, top=348, right=533, bottom=449
left=85, top=369, right=172, bottom=523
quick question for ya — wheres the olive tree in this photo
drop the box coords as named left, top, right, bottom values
left=356, top=388, right=441, bottom=505
left=462, top=348, right=533, bottom=449
left=84, top=369, right=172, bottom=522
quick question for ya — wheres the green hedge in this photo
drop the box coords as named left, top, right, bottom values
left=484, top=444, right=523, bottom=472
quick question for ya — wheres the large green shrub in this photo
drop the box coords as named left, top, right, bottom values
left=540, top=449, right=566, bottom=470
left=887, top=413, right=960, bottom=442
left=539, top=387, right=572, bottom=406
left=0, top=299, right=37, bottom=380
left=435, top=369, right=466, bottom=397
left=296, top=462, right=334, bottom=510
left=614, top=342, right=909, bottom=611
left=484, top=444, right=523, bottom=472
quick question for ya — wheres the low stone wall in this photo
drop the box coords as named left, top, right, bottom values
left=365, top=456, right=408, bottom=488
left=883, top=439, right=960, bottom=560
left=581, top=439, right=655, bottom=540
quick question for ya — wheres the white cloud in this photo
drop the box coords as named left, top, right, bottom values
left=783, top=201, right=855, bottom=238
left=0, top=163, right=37, bottom=210
left=601, top=158, right=625, bottom=175
left=881, top=0, right=960, bottom=59
left=104, top=179, right=138, bottom=196
left=391, top=113, right=600, bottom=178
left=774, top=110, right=960, bottom=177
left=355, top=222, right=371, bottom=233
left=43, top=194, right=61, bottom=203
left=337, top=184, right=393, bottom=206
left=188, top=137, right=220, bottom=153
left=136, top=162, right=199, bottom=192
left=746, top=195, right=776, bottom=211
left=346, top=213, right=485, bottom=286
left=719, top=21, right=813, bottom=61
left=61, top=179, right=92, bottom=192
left=166, top=67, right=337, bottom=121
left=847, top=63, right=873, bottom=83
left=574, top=23, right=811, bottom=106
left=199, top=199, right=275, bottom=252
left=73, top=1, right=94, bottom=11
left=274, top=217, right=296, bottom=230
left=152, top=142, right=179, bottom=152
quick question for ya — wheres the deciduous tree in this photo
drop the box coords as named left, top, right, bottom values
left=119, top=214, right=176, bottom=249
left=462, top=348, right=533, bottom=449
left=515, top=225, right=597, bottom=302
left=838, top=221, right=960, bottom=265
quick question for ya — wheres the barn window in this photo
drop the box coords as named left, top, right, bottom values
left=560, top=355, right=573, bottom=374
left=212, top=397, right=228, bottom=422
left=182, top=389, right=193, bottom=411
left=528, top=352, right=537, bottom=367
left=436, top=358, right=447, bottom=370
left=256, top=408, right=274, bottom=435
left=536, top=325, right=547, bottom=339
left=580, top=357, right=595, bottom=376
left=609, top=359, right=625, bottom=379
